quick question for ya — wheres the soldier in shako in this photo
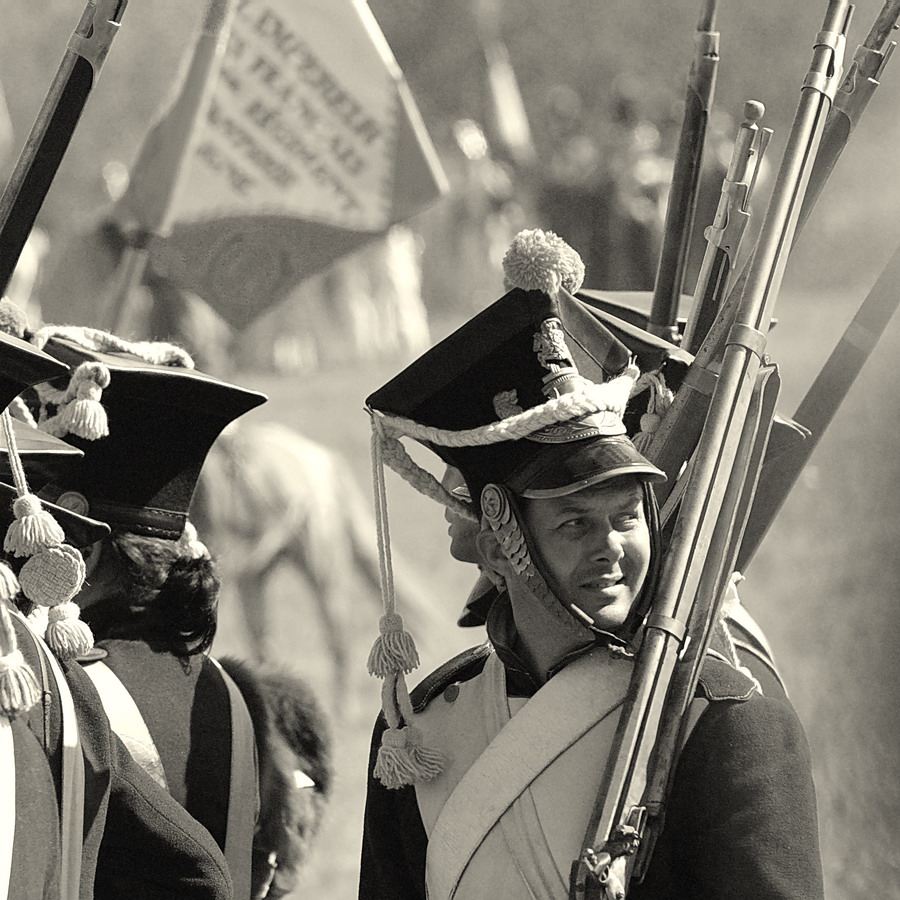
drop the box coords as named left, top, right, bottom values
left=359, top=230, right=822, bottom=899
left=0, top=322, right=234, bottom=900
left=11, top=325, right=332, bottom=900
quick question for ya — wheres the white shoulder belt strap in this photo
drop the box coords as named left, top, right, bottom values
left=82, top=660, right=170, bottom=790
left=427, top=648, right=630, bottom=900
left=12, top=611, right=84, bottom=900
left=0, top=719, right=14, bottom=900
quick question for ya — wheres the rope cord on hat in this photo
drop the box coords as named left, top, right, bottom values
left=376, top=365, right=638, bottom=450
left=370, top=366, right=640, bottom=520
left=31, top=325, right=195, bottom=369
left=1, top=409, right=33, bottom=499
left=379, top=434, right=480, bottom=523
left=368, top=416, right=447, bottom=787
left=370, top=417, right=397, bottom=623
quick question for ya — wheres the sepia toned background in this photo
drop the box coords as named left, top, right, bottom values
left=2, top=1, right=899, bottom=897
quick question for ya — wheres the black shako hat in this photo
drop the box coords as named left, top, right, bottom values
left=367, top=230, right=664, bottom=509
left=0, top=330, right=84, bottom=487
left=35, top=335, right=267, bottom=540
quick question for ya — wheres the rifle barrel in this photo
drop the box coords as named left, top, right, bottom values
left=798, top=0, right=900, bottom=233
left=647, top=0, right=719, bottom=341
left=571, top=4, right=851, bottom=895
left=865, top=0, right=900, bottom=50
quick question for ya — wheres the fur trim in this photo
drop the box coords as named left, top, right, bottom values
left=218, top=656, right=332, bottom=898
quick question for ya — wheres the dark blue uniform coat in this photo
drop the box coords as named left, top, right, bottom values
left=359, top=644, right=824, bottom=900
left=12, top=613, right=233, bottom=900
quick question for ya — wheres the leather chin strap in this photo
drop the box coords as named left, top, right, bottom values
left=619, top=481, right=662, bottom=645
left=480, top=481, right=662, bottom=650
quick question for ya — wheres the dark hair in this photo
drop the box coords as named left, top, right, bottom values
left=86, top=532, right=220, bottom=656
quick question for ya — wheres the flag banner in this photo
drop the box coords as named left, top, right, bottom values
left=136, top=0, right=446, bottom=330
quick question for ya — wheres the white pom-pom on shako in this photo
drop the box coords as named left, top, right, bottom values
left=502, top=229, right=586, bottom=298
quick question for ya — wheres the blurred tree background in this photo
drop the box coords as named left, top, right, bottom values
left=1, top=0, right=898, bottom=304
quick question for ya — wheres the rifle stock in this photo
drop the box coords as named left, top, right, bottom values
left=0, top=0, right=127, bottom=295
left=570, top=4, right=851, bottom=896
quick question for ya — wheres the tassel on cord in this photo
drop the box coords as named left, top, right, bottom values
left=45, top=601, right=93, bottom=660
left=367, top=417, right=445, bottom=787
left=367, top=611, right=419, bottom=678
left=373, top=674, right=446, bottom=789
left=178, top=521, right=210, bottom=560
left=0, top=409, right=92, bottom=660
left=631, top=370, right=673, bottom=453
left=366, top=417, right=420, bottom=677
left=7, top=396, right=37, bottom=427
left=0, top=298, right=29, bottom=338
left=0, top=562, right=19, bottom=603
left=42, top=361, right=110, bottom=441
left=0, top=599, right=40, bottom=718
left=3, top=494, right=66, bottom=557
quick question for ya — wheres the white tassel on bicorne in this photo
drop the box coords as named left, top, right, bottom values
left=367, top=417, right=445, bottom=788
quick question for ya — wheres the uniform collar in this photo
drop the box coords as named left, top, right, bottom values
left=486, top=592, right=605, bottom=696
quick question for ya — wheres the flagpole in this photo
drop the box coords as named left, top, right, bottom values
left=99, top=0, right=237, bottom=332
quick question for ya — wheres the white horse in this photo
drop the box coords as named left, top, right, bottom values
left=192, top=420, right=439, bottom=700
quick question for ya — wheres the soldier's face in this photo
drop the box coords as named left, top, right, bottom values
left=521, top=476, right=651, bottom=633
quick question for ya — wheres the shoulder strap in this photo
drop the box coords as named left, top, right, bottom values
left=82, top=660, right=169, bottom=791
left=210, top=656, right=259, bottom=900
left=0, top=720, right=14, bottom=900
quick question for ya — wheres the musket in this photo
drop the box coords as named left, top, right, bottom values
left=0, top=0, right=127, bottom=296
left=680, top=101, right=771, bottom=355
left=569, top=4, right=851, bottom=897
left=737, top=238, right=900, bottom=570
left=99, top=0, right=238, bottom=332
left=647, top=0, right=719, bottom=344
left=647, top=0, right=900, bottom=505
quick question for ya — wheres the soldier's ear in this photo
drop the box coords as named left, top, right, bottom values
left=476, top=527, right=512, bottom=586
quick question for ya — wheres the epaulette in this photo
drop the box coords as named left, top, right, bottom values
left=696, top=655, right=757, bottom=702
left=410, top=642, right=492, bottom=712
